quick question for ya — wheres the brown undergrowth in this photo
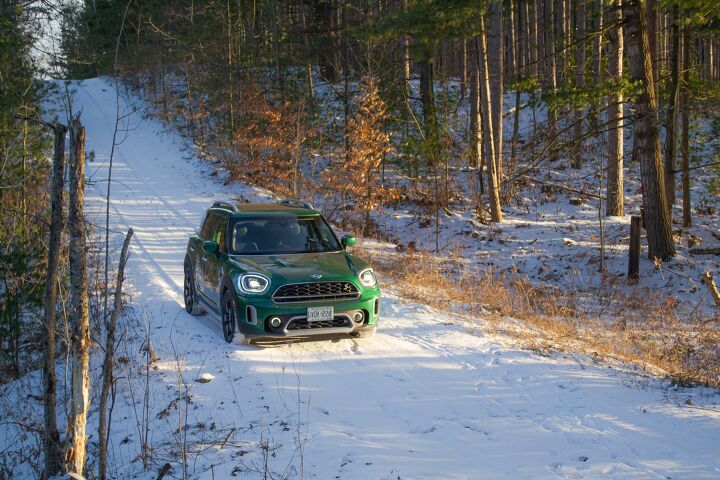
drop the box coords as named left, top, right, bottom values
left=358, top=246, right=720, bottom=389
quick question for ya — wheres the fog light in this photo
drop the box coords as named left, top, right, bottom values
left=353, top=312, right=364, bottom=323
left=270, top=317, right=282, bottom=328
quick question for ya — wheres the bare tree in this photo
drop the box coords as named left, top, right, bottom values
left=663, top=6, right=680, bottom=210
left=544, top=0, right=558, bottom=161
left=98, top=229, right=134, bottom=480
left=469, top=37, right=483, bottom=194
left=479, top=12, right=502, bottom=222
left=488, top=0, right=504, bottom=183
left=571, top=0, right=586, bottom=169
left=681, top=23, right=691, bottom=228
left=606, top=0, right=624, bottom=216
left=43, top=123, right=66, bottom=479
left=624, top=0, right=675, bottom=260
left=66, top=117, right=91, bottom=475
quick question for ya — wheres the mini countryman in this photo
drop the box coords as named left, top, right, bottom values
left=184, top=200, right=380, bottom=342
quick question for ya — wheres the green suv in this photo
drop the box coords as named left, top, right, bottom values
left=183, top=200, right=380, bottom=343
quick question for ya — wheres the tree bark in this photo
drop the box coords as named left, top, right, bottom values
left=98, top=228, right=134, bottom=480
left=663, top=7, right=680, bottom=211
left=43, top=123, right=66, bottom=479
left=418, top=58, right=440, bottom=165
left=479, top=13, right=503, bottom=222
left=66, top=118, right=91, bottom=475
left=571, top=0, right=586, bottom=169
left=469, top=36, right=482, bottom=191
left=488, top=0, right=504, bottom=184
left=606, top=0, right=624, bottom=216
left=314, top=0, right=338, bottom=82
left=460, top=39, right=467, bottom=98
left=681, top=24, right=691, bottom=228
left=544, top=0, right=558, bottom=161
left=624, top=0, right=675, bottom=260
left=401, top=0, right=411, bottom=107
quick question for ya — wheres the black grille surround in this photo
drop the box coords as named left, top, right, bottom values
left=286, top=316, right=352, bottom=331
left=272, top=281, right=360, bottom=303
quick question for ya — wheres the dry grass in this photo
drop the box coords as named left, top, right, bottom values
left=359, top=246, right=720, bottom=388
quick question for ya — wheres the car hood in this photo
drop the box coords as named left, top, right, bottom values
left=228, top=251, right=365, bottom=285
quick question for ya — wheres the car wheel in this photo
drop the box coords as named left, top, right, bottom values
left=184, top=259, right=205, bottom=316
left=221, top=292, right=237, bottom=343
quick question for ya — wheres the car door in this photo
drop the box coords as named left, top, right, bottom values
left=202, top=213, right=228, bottom=309
left=198, top=212, right=219, bottom=304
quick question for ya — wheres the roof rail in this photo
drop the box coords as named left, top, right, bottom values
left=211, top=201, right=238, bottom=212
left=278, top=199, right=315, bottom=210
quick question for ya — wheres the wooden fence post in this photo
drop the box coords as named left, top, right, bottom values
left=628, top=215, right=641, bottom=284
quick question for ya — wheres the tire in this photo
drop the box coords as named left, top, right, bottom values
left=351, top=326, right=377, bottom=338
left=184, top=259, right=205, bottom=316
left=221, top=291, right=237, bottom=343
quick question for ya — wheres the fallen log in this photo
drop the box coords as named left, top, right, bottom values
left=689, top=247, right=720, bottom=256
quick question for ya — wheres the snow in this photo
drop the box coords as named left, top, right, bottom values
left=1, top=77, right=719, bottom=479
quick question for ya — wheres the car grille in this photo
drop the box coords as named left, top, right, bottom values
left=272, top=281, right=360, bottom=303
left=286, top=316, right=351, bottom=330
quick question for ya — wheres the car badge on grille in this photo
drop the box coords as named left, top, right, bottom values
left=311, top=273, right=323, bottom=279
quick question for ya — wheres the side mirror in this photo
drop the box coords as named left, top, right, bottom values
left=341, top=235, right=357, bottom=248
left=202, top=240, right=219, bottom=255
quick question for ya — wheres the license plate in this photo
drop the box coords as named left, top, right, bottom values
left=307, top=306, right=333, bottom=322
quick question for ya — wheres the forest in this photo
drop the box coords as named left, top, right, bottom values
left=2, top=0, right=720, bottom=478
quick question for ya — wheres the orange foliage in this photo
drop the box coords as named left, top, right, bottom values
left=324, top=76, right=398, bottom=234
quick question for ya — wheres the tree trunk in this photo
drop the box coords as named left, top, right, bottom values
left=418, top=58, right=440, bottom=165
left=315, top=0, right=337, bottom=82
left=544, top=0, right=558, bottom=161
left=645, top=0, right=658, bottom=98
left=460, top=39, right=467, bottom=98
left=663, top=7, right=680, bottom=211
left=98, top=229, right=134, bottom=480
left=571, top=0, right=586, bottom=169
left=624, top=0, right=675, bottom=260
left=401, top=0, right=411, bottom=107
left=606, top=0, right=624, bottom=216
left=511, top=0, right=523, bottom=169
left=66, top=119, right=91, bottom=475
left=681, top=24, right=691, bottom=228
left=531, top=0, right=541, bottom=78
left=469, top=36, right=482, bottom=191
left=43, top=123, right=66, bottom=479
left=488, top=0, right=504, bottom=184
left=479, top=14, right=503, bottom=223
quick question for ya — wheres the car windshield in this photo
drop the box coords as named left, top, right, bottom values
left=230, top=216, right=342, bottom=255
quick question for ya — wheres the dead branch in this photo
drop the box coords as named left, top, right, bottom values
left=701, top=271, right=720, bottom=312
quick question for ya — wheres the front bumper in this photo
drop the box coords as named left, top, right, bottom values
left=234, top=288, right=380, bottom=339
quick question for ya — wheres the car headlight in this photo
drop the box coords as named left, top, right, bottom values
left=358, top=268, right=377, bottom=288
left=238, top=274, right=269, bottom=294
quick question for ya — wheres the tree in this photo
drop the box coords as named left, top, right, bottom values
left=606, top=0, right=625, bottom=216
left=488, top=0, right=504, bottom=185
left=571, top=0, right=586, bottom=169
left=664, top=6, right=681, bottom=211
left=43, top=123, right=66, bottom=478
left=325, top=76, right=396, bottom=234
left=479, top=11, right=503, bottom=222
left=66, top=118, right=91, bottom=475
left=624, top=0, right=675, bottom=260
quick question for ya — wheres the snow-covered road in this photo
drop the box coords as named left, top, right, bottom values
left=37, top=78, right=720, bottom=479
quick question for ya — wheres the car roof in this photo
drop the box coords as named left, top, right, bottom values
left=208, top=202, right=322, bottom=218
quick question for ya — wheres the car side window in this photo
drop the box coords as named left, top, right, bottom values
left=201, top=213, right=218, bottom=241
left=215, top=217, right=228, bottom=253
